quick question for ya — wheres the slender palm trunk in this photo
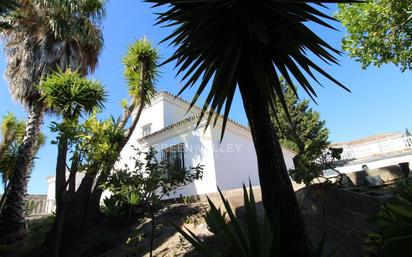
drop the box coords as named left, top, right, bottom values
left=86, top=59, right=147, bottom=220
left=149, top=206, right=155, bottom=257
left=55, top=133, right=68, bottom=211
left=47, top=132, right=69, bottom=257
left=238, top=68, right=313, bottom=257
left=0, top=102, right=43, bottom=243
left=0, top=182, right=11, bottom=215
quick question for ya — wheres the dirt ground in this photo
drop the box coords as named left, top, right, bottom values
left=64, top=201, right=363, bottom=257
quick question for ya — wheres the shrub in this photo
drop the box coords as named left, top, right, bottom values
left=363, top=177, right=412, bottom=257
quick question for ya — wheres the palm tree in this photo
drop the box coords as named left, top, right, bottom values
left=39, top=69, right=107, bottom=257
left=0, top=0, right=105, bottom=243
left=0, top=113, right=45, bottom=215
left=42, top=39, right=159, bottom=255
left=85, top=37, right=159, bottom=221
left=39, top=69, right=107, bottom=213
left=120, top=37, right=159, bottom=148
left=147, top=1, right=358, bottom=256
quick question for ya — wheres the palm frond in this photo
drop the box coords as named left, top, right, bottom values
left=1, top=0, right=106, bottom=107
left=147, top=0, right=360, bottom=139
left=123, top=37, right=160, bottom=104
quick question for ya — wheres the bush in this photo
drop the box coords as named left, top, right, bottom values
left=176, top=183, right=342, bottom=257
left=0, top=216, right=54, bottom=257
left=363, top=177, right=412, bottom=257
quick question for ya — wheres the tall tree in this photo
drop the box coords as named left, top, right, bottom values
left=147, top=1, right=358, bottom=256
left=272, top=80, right=330, bottom=184
left=41, top=38, right=159, bottom=256
left=0, top=0, right=105, bottom=243
left=336, top=1, right=412, bottom=71
left=273, top=81, right=329, bottom=157
left=39, top=69, right=107, bottom=257
left=79, top=37, right=160, bottom=223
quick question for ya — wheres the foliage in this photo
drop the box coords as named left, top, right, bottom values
left=100, top=170, right=143, bottom=218
left=272, top=80, right=333, bottom=185
left=336, top=1, right=412, bottom=71
left=123, top=37, right=159, bottom=104
left=363, top=177, right=412, bottom=257
left=147, top=0, right=356, bottom=138
left=0, top=0, right=17, bottom=29
left=176, top=184, right=277, bottom=257
left=0, top=216, right=54, bottom=257
left=0, top=113, right=45, bottom=187
left=273, top=79, right=330, bottom=159
left=39, top=69, right=107, bottom=120
left=177, top=183, right=343, bottom=257
left=102, top=146, right=203, bottom=257
left=1, top=0, right=106, bottom=107
left=48, top=113, right=125, bottom=179
left=101, top=146, right=203, bottom=218
left=290, top=147, right=343, bottom=186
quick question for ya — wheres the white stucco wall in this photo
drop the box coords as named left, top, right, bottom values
left=211, top=122, right=259, bottom=190
left=133, top=97, right=165, bottom=139
left=163, top=97, right=199, bottom=127
left=140, top=123, right=217, bottom=198
left=210, top=119, right=296, bottom=191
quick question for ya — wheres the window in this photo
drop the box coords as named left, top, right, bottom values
left=142, top=124, right=152, bottom=137
left=161, top=143, right=185, bottom=171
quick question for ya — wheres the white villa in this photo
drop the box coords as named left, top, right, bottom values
left=117, top=91, right=296, bottom=198
left=46, top=91, right=296, bottom=202
left=43, top=91, right=412, bottom=213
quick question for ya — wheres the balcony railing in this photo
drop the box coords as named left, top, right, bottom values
left=339, top=136, right=412, bottom=161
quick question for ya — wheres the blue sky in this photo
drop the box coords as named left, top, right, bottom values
left=1, top=1, right=412, bottom=194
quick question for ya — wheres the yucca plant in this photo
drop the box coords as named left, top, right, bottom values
left=39, top=69, right=106, bottom=257
left=147, top=1, right=361, bottom=255
left=176, top=183, right=347, bottom=257
left=39, top=68, right=107, bottom=213
left=175, top=184, right=277, bottom=257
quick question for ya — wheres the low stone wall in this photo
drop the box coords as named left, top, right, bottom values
left=295, top=186, right=394, bottom=232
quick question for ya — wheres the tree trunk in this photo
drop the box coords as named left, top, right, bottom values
left=46, top=133, right=69, bottom=257
left=0, top=102, right=43, bottom=243
left=238, top=70, right=314, bottom=257
left=86, top=59, right=148, bottom=220
left=55, top=134, right=68, bottom=211
left=0, top=182, right=11, bottom=215
left=86, top=172, right=108, bottom=221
